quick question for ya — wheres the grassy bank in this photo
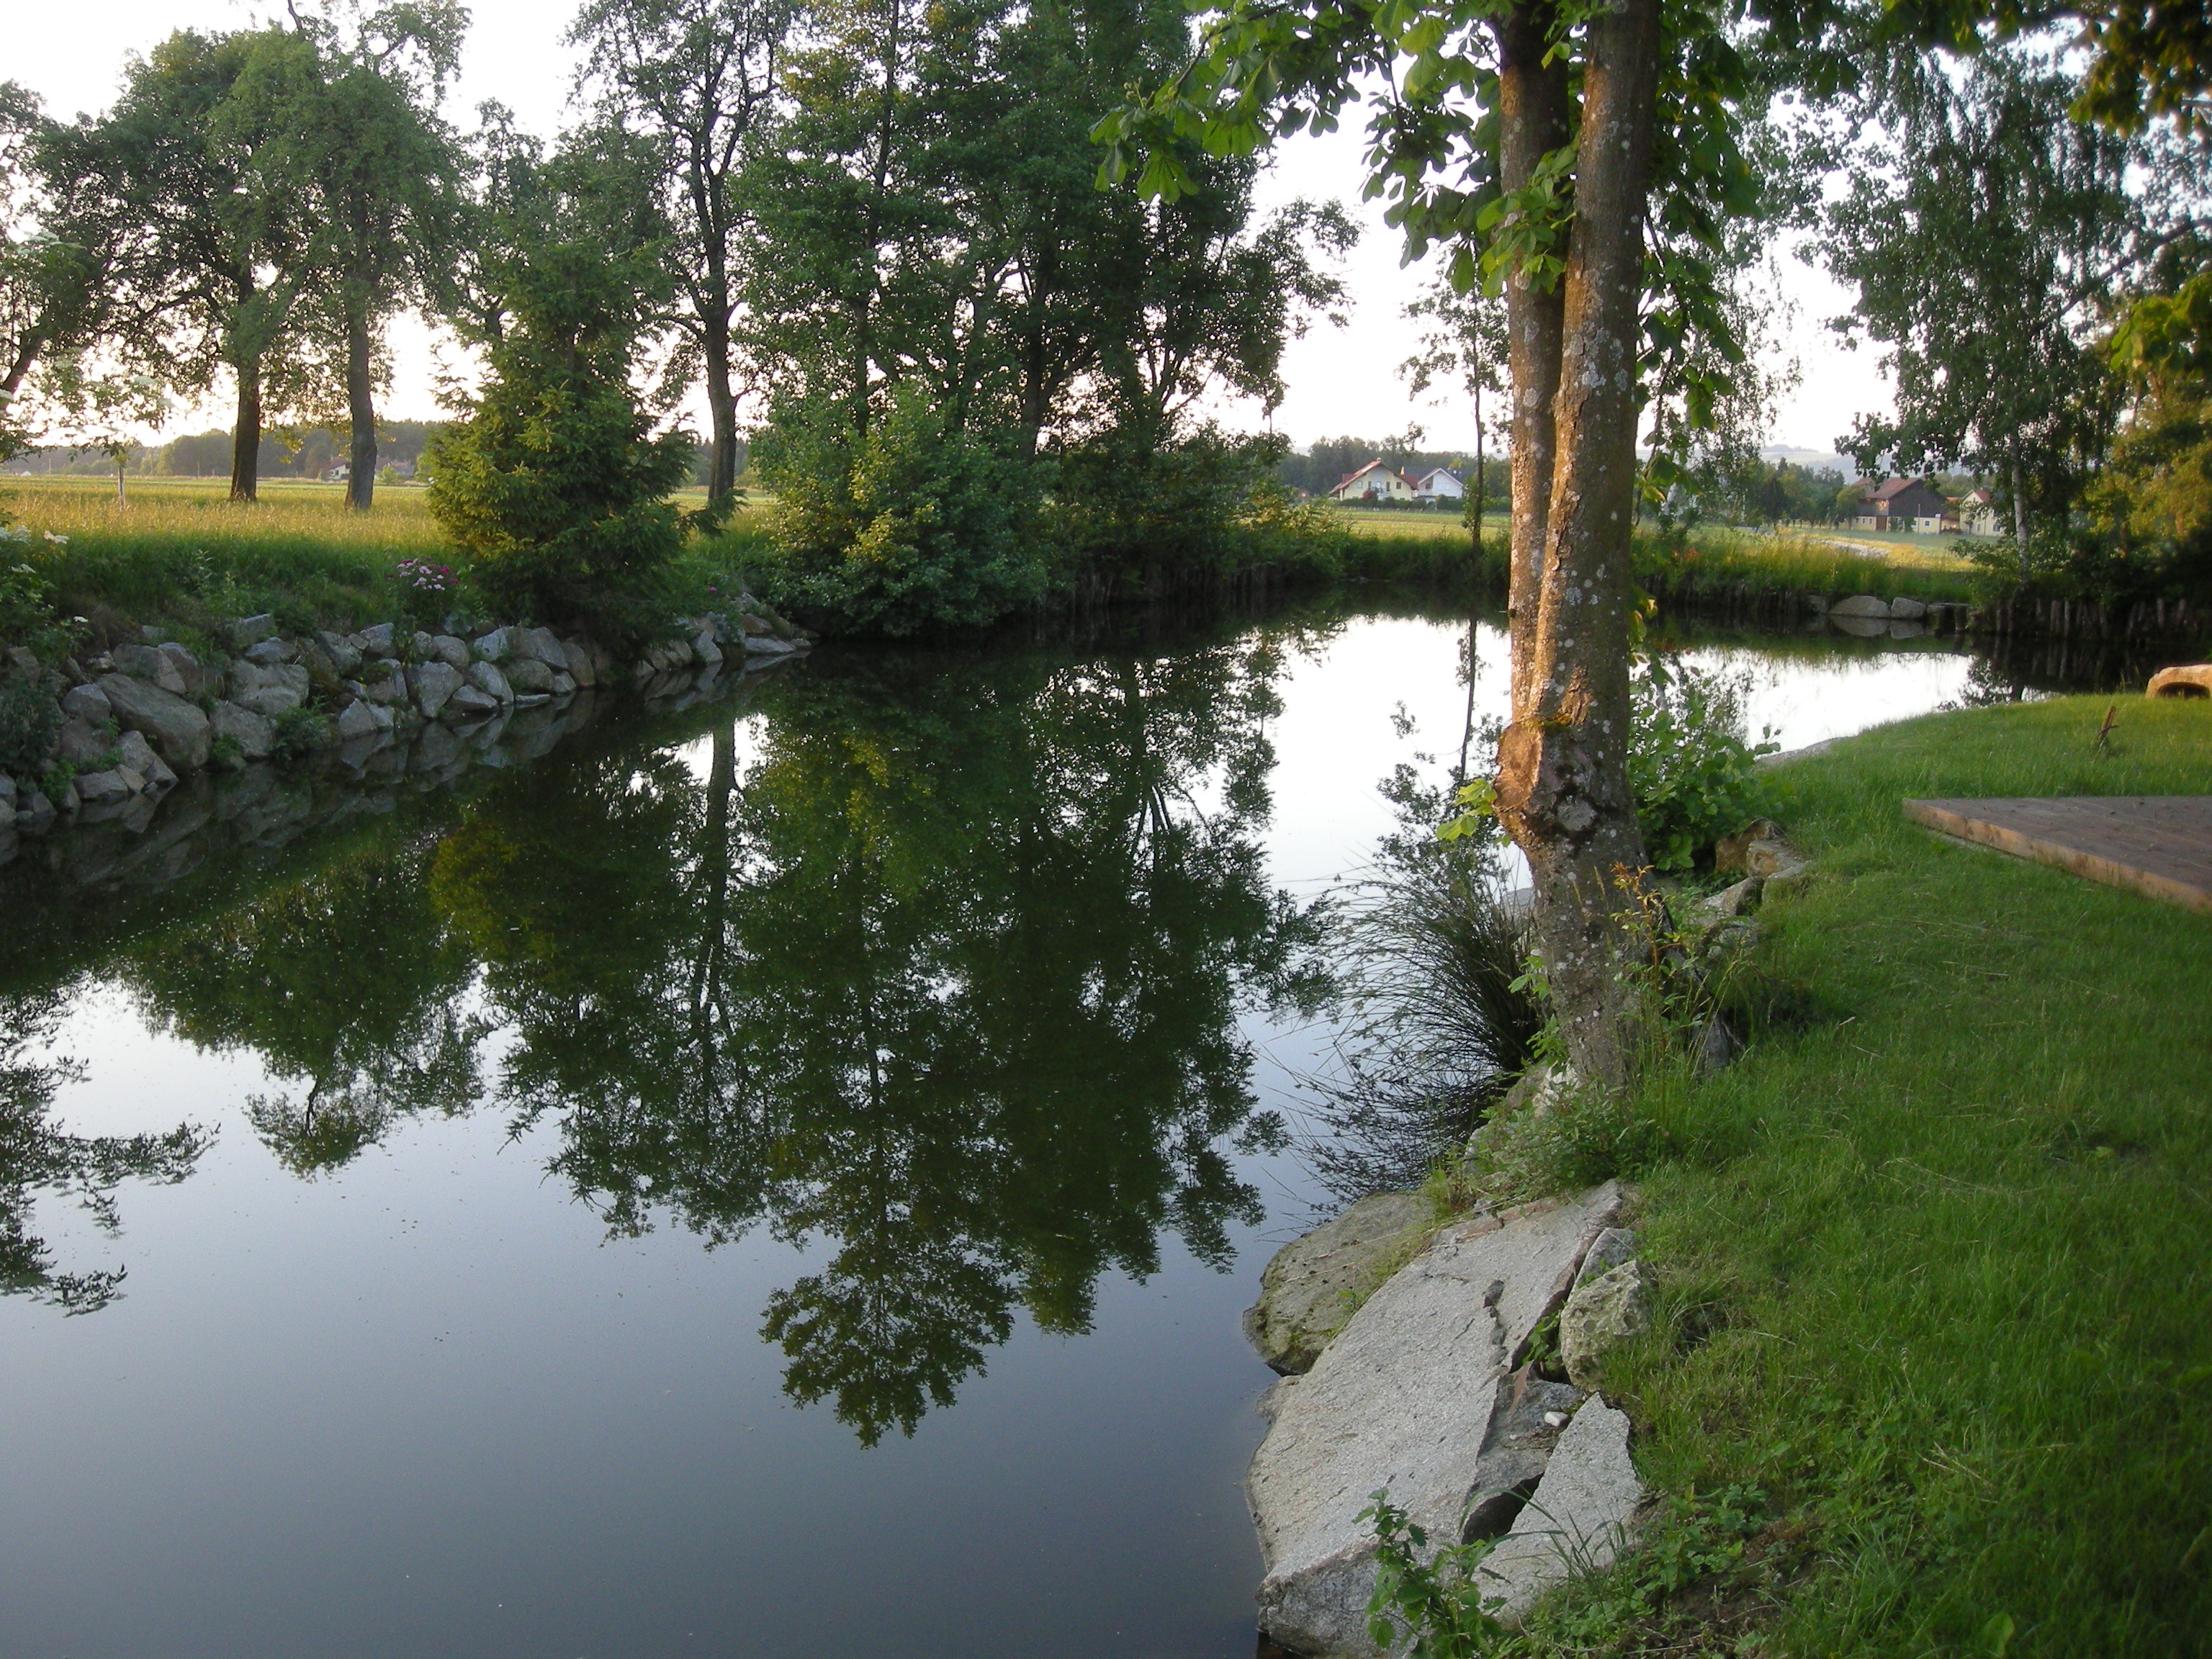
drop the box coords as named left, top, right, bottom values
left=1547, top=696, right=2212, bottom=1654
left=1332, top=514, right=1985, bottom=608
left=4, top=477, right=1987, bottom=645
left=1, top=477, right=761, bottom=639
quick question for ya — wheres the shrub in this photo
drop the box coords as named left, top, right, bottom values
left=426, top=238, right=693, bottom=631
left=0, top=678, right=58, bottom=775
left=270, top=705, right=332, bottom=760
left=0, top=544, right=57, bottom=645
left=758, top=390, right=1051, bottom=635
left=1627, top=655, right=1776, bottom=871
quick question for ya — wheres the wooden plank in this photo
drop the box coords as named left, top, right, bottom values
left=1902, top=797, right=2212, bottom=916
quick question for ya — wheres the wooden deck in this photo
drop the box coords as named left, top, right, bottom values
left=1902, top=796, right=2212, bottom=915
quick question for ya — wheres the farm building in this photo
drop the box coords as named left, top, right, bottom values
left=1854, top=476, right=1949, bottom=533
left=1958, top=486, right=2004, bottom=537
left=1327, top=460, right=1416, bottom=503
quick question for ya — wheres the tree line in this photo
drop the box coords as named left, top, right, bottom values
left=0, top=0, right=1354, bottom=634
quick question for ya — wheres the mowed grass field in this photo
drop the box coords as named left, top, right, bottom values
left=0, top=476, right=773, bottom=632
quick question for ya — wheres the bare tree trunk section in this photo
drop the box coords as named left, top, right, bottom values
left=1490, top=3, right=1572, bottom=714
left=2010, top=453, right=2031, bottom=583
left=230, top=357, right=263, bottom=504
left=1494, top=0, right=1663, bottom=1089
left=346, top=304, right=378, bottom=512
left=704, top=310, right=740, bottom=500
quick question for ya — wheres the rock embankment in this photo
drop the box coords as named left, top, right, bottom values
left=1243, top=1190, right=1433, bottom=1375
left=0, top=596, right=809, bottom=864
left=1244, top=1182, right=1655, bottom=1656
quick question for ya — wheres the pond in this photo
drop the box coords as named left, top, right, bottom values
left=0, top=602, right=2026, bottom=1657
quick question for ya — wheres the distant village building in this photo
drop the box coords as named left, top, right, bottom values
left=1854, top=476, right=1949, bottom=533
left=1410, top=466, right=1465, bottom=502
left=1327, top=460, right=1415, bottom=504
left=1958, top=487, right=2004, bottom=537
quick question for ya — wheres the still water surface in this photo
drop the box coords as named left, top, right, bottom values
left=1, top=607, right=1982, bottom=1658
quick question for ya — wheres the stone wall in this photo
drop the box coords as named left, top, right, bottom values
left=0, top=598, right=809, bottom=871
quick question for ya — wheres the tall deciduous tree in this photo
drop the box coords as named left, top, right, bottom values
left=287, top=1, right=467, bottom=512
left=571, top=0, right=795, bottom=503
left=89, top=28, right=339, bottom=500
left=1828, top=46, right=2140, bottom=578
left=1100, top=0, right=1769, bottom=1083
left=746, top=0, right=1349, bottom=629
left=0, top=85, right=106, bottom=456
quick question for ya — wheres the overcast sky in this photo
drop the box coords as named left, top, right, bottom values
left=12, top=0, right=1888, bottom=462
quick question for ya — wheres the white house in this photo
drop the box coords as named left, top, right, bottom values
left=1327, top=459, right=1415, bottom=504
left=1410, top=466, right=1465, bottom=502
left=1959, top=487, right=2004, bottom=537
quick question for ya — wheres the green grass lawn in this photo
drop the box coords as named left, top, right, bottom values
left=1592, top=696, right=2212, bottom=1654
left=1326, top=505, right=1506, bottom=541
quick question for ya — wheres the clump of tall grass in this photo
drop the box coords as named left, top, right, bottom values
left=1301, top=766, right=1545, bottom=1202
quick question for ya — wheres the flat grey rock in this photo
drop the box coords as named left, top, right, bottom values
left=1244, top=1190, right=1433, bottom=1375
left=97, top=673, right=210, bottom=770
left=1473, top=1398, right=1643, bottom=1622
left=1828, top=593, right=1891, bottom=619
left=1249, top=1182, right=1622, bottom=1658
left=411, top=660, right=462, bottom=718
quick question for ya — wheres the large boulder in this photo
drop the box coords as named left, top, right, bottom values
left=471, top=626, right=514, bottom=662
left=111, top=642, right=187, bottom=695
left=227, top=660, right=310, bottom=713
left=352, top=621, right=398, bottom=659
left=158, top=642, right=213, bottom=698
left=1243, top=1190, right=1434, bottom=1375
left=96, top=673, right=210, bottom=770
left=114, top=729, right=174, bottom=789
left=429, top=634, right=472, bottom=670
left=210, top=699, right=275, bottom=761
left=2147, top=663, right=2212, bottom=698
left=503, top=656, right=557, bottom=695
left=1828, top=593, right=1892, bottom=619
left=317, top=630, right=364, bottom=676
left=60, top=683, right=110, bottom=721
left=470, top=660, right=514, bottom=703
left=1248, top=1182, right=1624, bottom=1657
left=516, top=626, right=568, bottom=669
left=1471, top=1399, right=1645, bottom=1622
left=58, top=716, right=114, bottom=770
left=559, top=638, right=597, bottom=688
left=410, top=660, right=462, bottom=719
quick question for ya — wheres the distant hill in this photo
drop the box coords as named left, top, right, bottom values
left=1761, top=444, right=1858, bottom=480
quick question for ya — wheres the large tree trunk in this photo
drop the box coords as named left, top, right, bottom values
left=1493, top=0, right=1664, bottom=1089
left=346, top=302, right=378, bottom=512
left=2010, top=452, right=2031, bottom=583
left=1489, top=2, right=1573, bottom=715
left=704, top=310, right=741, bottom=500
left=230, top=356, right=263, bottom=503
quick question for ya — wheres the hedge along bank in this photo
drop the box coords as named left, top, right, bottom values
left=0, top=599, right=811, bottom=853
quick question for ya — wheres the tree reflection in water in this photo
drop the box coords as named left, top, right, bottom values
left=0, top=988, right=208, bottom=1312
left=117, top=632, right=1332, bottom=1442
